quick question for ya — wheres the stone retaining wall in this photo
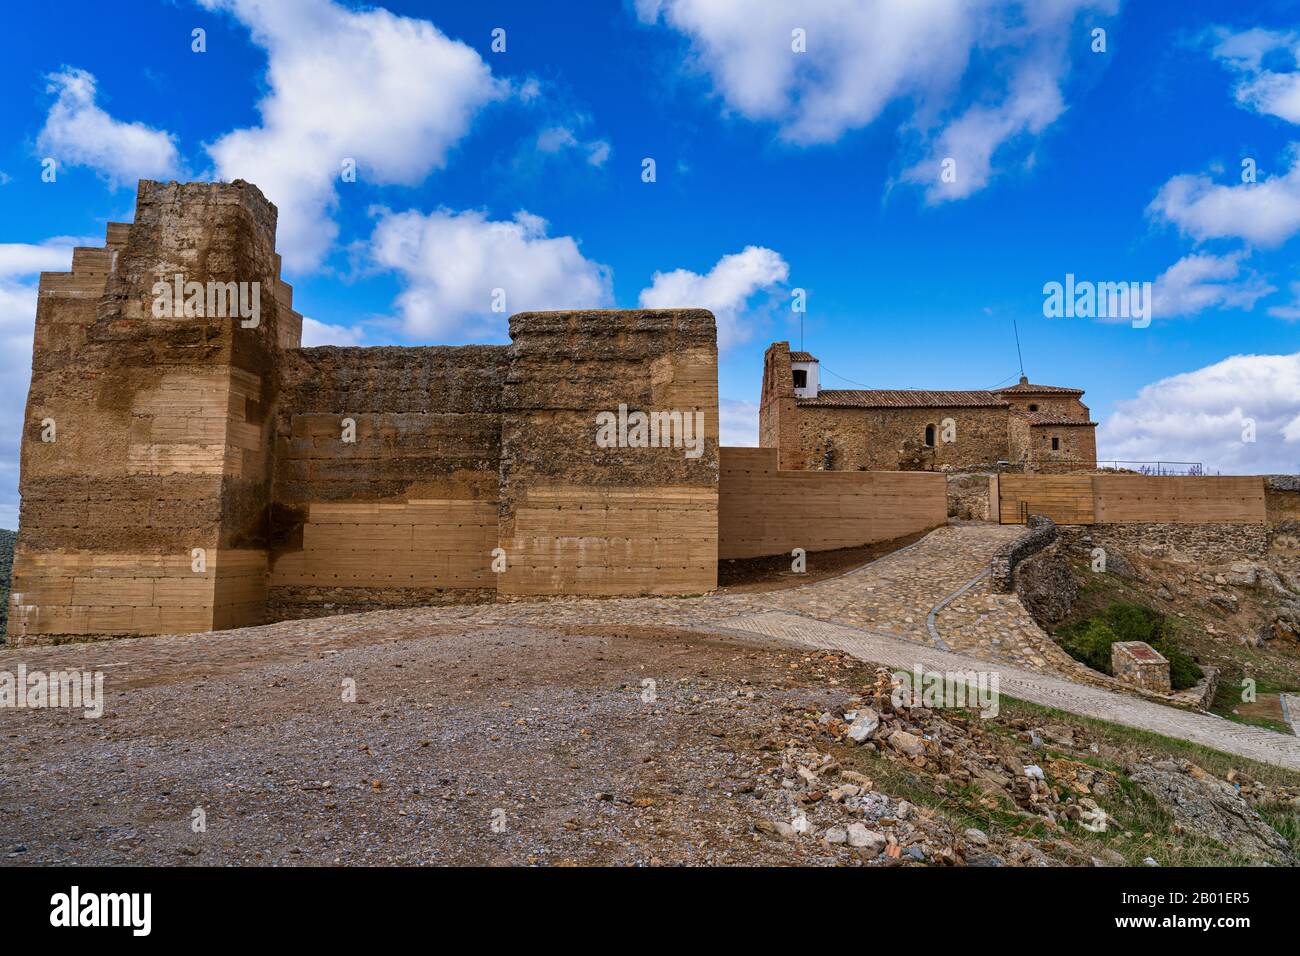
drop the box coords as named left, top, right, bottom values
left=1056, top=522, right=1269, bottom=563
left=990, top=514, right=1057, bottom=592
left=1011, top=541, right=1077, bottom=626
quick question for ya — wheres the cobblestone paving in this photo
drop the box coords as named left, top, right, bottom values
left=417, top=524, right=1083, bottom=679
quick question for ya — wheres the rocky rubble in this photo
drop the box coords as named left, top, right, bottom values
left=748, top=661, right=1298, bottom=866
left=1193, top=560, right=1300, bottom=647
left=747, top=666, right=1103, bottom=865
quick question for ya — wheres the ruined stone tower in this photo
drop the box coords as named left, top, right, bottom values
left=11, top=181, right=298, bottom=638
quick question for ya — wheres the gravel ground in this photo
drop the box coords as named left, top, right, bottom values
left=0, top=622, right=910, bottom=866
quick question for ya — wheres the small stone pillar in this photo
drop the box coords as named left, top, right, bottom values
left=1111, top=641, right=1170, bottom=693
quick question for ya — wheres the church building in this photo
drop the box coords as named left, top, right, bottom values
left=759, top=342, right=1098, bottom=473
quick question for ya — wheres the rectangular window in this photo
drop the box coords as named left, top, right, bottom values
left=792, top=369, right=807, bottom=389
left=1051, top=437, right=1060, bottom=451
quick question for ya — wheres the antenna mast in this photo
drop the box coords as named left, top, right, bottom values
left=1013, top=320, right=1025, bottom=379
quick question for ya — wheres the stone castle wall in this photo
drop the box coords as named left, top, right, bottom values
left=497, top=309, right=718, bottom=597
left=7, top=180, right=719, bottom=642
left=266, top=345, right=509, bottom=618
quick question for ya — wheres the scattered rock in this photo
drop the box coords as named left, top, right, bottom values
left=847, top=823, right=886, bottom=856
left=846, top=707, right=880, bottom=743
left=888, top=729, right=926, bottom=758
left=1225, top=562, right=1259, bottom=588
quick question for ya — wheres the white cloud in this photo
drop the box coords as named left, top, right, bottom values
left=300, top=316, right=367, bottom=346
left=719, top=398, right=759, bottom=446
left=368, top=207, right=613, bottom=341
left=637, top=0, right=1115, bottom=202
left=1152, top=252, right=1274, bottom=319
left=199, top=0, right=507, bottom=271
left=1268, top=281, right=1300, bottom=321
left=36, top=68, right=182, bottom=188
left=1099, top=353, right=1300, bottom=474
left=1210, top=27, right=1300, bottom=124
left=0, top=238, right=90, bottom=529
left=1148, top=148, right=1300, bottom=247
left=536, top=126, right=611, bottom=167
left=638, top=246, right=788, bottom=350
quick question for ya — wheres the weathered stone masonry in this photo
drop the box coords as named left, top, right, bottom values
left=8, top=180, right=720, bottom=642
left=760, top=341, right=1097, bottom=473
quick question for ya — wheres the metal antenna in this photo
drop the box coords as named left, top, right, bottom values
left=1013, top=319, right=1025, bottom=378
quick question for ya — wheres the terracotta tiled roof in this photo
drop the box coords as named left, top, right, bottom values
left=797, top=389, right=1008, bottom=409
left=789, top=351, right=817, bottom=362
left=993, top=381, right=1084, bottom=395
left=1015, top=411, right=1097, bottom=427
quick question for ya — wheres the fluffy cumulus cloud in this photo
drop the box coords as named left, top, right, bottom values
left=636, top=0, right=1115, bottom=201
left=0, top=238, right=91, bottom=528
left=300, top=316, right=367, bottom=346
left=1148, top=149, right=1300, bottom=248
left=1099, top=353, right=1300, bottom=474
left=199, top=0, right=507, bottom=271
left=368, top=207, right=613, bottom=340
left=37, top=68, right=182, bottom=187
left=638, top=246, right=788, bottom=350
left=1152, top=252, right=1274, bottom=319
left=1210, top=27, right=1300, bottom=124
left=718, top=398, right=760, bottom=446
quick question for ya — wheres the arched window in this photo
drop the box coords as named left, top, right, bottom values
left=924, top=424, right=935, bottom=447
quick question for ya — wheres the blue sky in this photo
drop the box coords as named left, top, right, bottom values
left=3, top=0, right=1300, bottom=527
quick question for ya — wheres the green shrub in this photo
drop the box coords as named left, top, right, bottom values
left=1098, top=602, right=1164, bottom=644
left=1060, top=619, right=1121, bottom=674
left=1058, top=602, right=1202, bottom=691
left=1159, top=645, right=1203, bottom=691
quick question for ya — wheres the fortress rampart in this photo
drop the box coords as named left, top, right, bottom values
left=7, top=180, right=719, bottom=641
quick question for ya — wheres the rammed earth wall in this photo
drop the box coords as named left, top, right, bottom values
left=7, top=180, right=720, bottom=642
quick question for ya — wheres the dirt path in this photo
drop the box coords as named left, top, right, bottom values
left=1, top=625, right=882, bottom=865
